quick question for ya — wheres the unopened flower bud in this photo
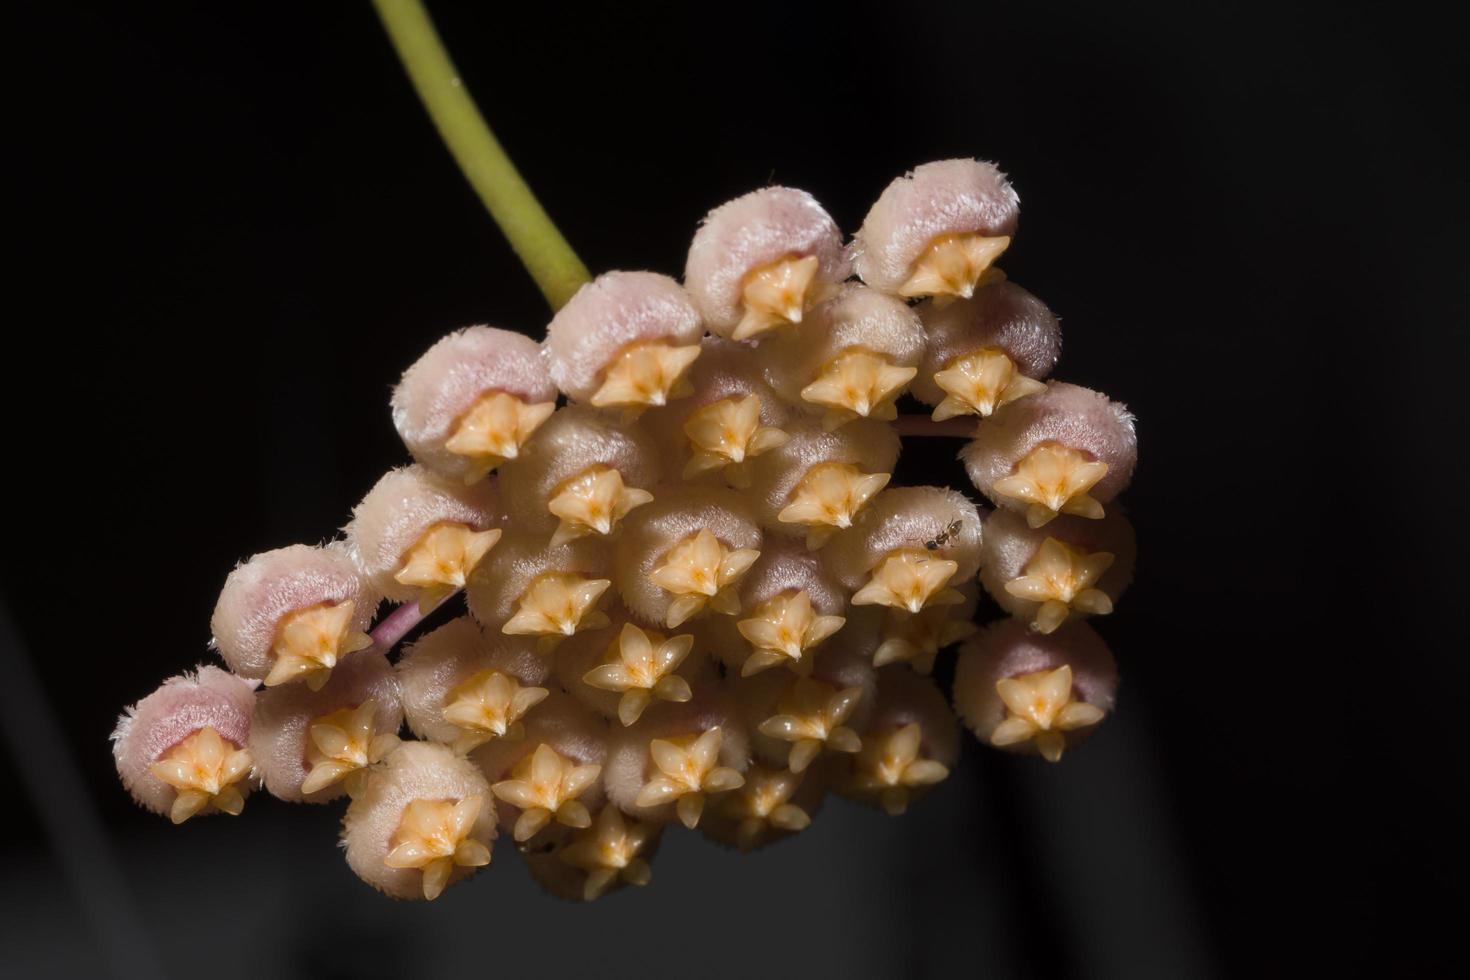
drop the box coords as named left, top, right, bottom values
left=392, top=326, right=558, bottom=484
left=345, top=465, right=500, bottom=611
left=912, top=281, right=1060, bottom=420
left=496, top=406, right=658, bottom=545
left=962, top=382, right=1137, bottom=529
left=112, top=666, right=257, bottom=824
left=759, top=285, right=924, bottom=429
left=952, top=620, right=1117, bottom=763
left=544, top=271, right=704, bottom=413
left=342, top=741, right=495, bottom=901
left=684, top=186, right=848, bottom=341
left=210, top=543, right=378, bottom=691
left=250, top=651, right=402, bottom=801
left=980, top=509, right=1136, bottom=634
left=852, top=158, right=1019, bottom=300
left=396, top=617, right=551, bottom=752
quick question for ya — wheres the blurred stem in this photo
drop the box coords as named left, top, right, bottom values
left=373, top=0, right=591, bottom=309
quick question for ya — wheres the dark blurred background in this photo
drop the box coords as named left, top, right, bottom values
left=5, top=2, right=1465, bottom=977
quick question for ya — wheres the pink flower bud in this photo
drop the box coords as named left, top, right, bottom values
left=210, top=543, right=378, bottom=683
left=344, top=465, right=500, bottom=605
left=249, top=651, right=401, bottom=802
left=962, top=382, right=1137, bottom=529
left=543, top=271, right=705, bottom=407
left=852, top=159, right=1019, bottom=296
left=684, top=186, right=849, bottom=340
left=392, top=326, right=558, bottom=483
left=112, top=666, right=257, bottom=820
left=952, top=620, right=1117, bottom=763
left=341, top=741, right=496, bottom=900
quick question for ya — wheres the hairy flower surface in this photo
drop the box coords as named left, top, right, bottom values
left=117, top=156, right=1138, bottom=905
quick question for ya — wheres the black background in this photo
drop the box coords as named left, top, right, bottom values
left=5, top=2, right=1465, bottom=977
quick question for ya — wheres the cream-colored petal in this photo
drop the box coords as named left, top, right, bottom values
left=445, top=391, right=557, bottom=477
left=734, top=254, right=832, bottom=341
left=590, top=341, right=702, bottom=412
left=898, top=232, right=1011, bottom=300
left=851, top=549, right=960, bottom=613
left=394, top=523, right=501, bottom=594
left=992, top=444, right=1108, bottom=528
left=548, top=466, right=653, bottom=544
left=800, top=349, right=917, bottom=425
left=502, top=573, right=611, bottom=638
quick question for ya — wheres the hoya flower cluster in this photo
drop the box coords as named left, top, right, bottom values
left=113, top=159, right=1138, bottom=902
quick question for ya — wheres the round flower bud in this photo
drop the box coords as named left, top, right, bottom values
left=396, top=616, right=552, bottom=752
left=496, top=406, right=659, bottom=545
left=471, top=691, right=610, bottom=844
left=840, top=667, right=959, bottom=815
left=699, top=763, right=826, bottom=852
left=603, top=691, right=750, bottom=828
left=210, top=543, right=379, bottom=690
left=952, top=620, right=1117, bottom=763
left=639, top=339, right=793, bottom=487
left=684, top=186, right=849, bottom=342
left=344, top=465, right=501, bottom=609
left=852, top=159, right=1019, bottom=299
left=112, top=666, right=257, bottom=824
left=249, top=651, right=402, bottom=802
left=543, top=271, right=705, bottom=412
left=746, top=418, right=900, bottom=548
left=758, top=285, right=925, bottom=429
left=962, top=382, right=1137, bottom=529
left=732, top=641, right=877, bottom=774
left=464, top=531, right=612, bottom=647
left=523, top=803, right=664, bottom=902
left=823, top=487, right=984, bottom=616
left=613, top=484, right=763, bottom=629
left=342, top=741, right=496, bottom=901
left=979, top=508, right=1136, bottom=634
left=912, top=281, right=1061, bottom=420
left=391, top=326, right=558, bottom=484
left=702, top=538, right=849, bottom=677
left=554, top=617, right=718, bottom=727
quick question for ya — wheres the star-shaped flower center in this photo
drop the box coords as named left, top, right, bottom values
left=266, top=600, right=374, bottom=690
left=444, top=390, right=557, bottom=483
left=546, top=465, right=653, bottom=546
left=777, top=462, right=891, bottom=549
left=991, top=665, right=1106, bottom=763
left=590, top=341, right=701, bottom=415
left=931, top=346, right=1047, bottom=420
left=394, top=522, right=502, bottom=612
left=735, top=590, right=846, bottom=676
left=581, top=622, right=695, bottom=726
left=733, top=254, right=837, bottom=341
left=633, top=727, right=746, bottom=828
left=991, top=442, right=1109, bottom=528
left=301, top=698, right=400, bottom=796
left=721, top=765, right=812, bottom=849
left=898, top=231, right=1011, bottom=300
left=681, top=394, right=789, bottom=487
left=800, top=348, right=918, bottom=430
left=558, top=805, right=656, bottom=901
left=756, top=677, right=864, bottom=772
left=851, top=722, right=950, bottom=816
left=647, top=529, right=761, bottom=628
left=851, top=548, right=965, bottom=614
left=872, top=606, right=978, bottom=673
left=501, top=572, right=612, bottom=650
left=149, top=726, right=253, bottom=825
left=1003, top=538, right=1115, bottom=634
left=384, top=795, right=491, bottom=901
left=491, top=743, right=604, bottom=842
left=442, top=669, right=549, bottom=753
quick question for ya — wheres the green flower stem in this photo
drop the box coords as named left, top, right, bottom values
left=373, top=0, right=591, bottom=310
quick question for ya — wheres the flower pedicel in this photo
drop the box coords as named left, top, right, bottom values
left=114, top=158, right=1139, bottom=903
